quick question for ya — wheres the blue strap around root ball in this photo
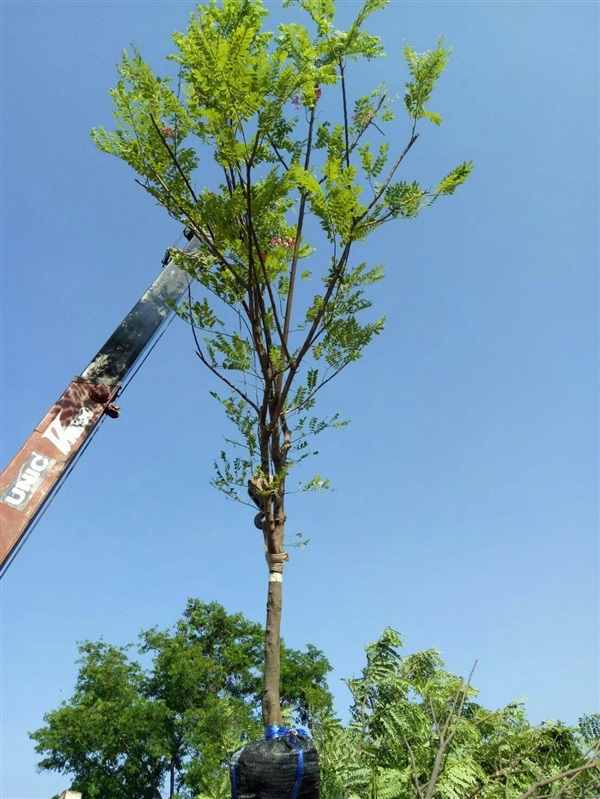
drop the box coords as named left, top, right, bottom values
left=230, top=746, right=241, bottom=799
left=264, top=726, right=307, bottom=799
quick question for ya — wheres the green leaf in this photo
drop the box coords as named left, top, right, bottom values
left=403, top=37, right=452, bottom=125
left=435, top=160, right=474, bottom=195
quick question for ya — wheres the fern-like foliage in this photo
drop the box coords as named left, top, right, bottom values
left=314, top=630, right=600, bottom=799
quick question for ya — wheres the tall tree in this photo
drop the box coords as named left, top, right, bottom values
left=91, top=0, right=471, bottom=726
left=30, top=600, right=332, bottom=799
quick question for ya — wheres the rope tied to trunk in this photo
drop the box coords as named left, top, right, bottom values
left=265, top=550, right=289, bottom=572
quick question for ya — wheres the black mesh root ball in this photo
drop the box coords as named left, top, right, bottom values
left=230, top=726, right=320, bottom=799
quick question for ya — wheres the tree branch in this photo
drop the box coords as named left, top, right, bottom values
left=185, top=284, right=260, bottom=413
left=516, top=759, right=599, bottom=799
left=354, top=132, right=420, bottom=225
left=281, top=360, right=351, bottom=416
left=405, top=738, right=424, bottom=799
left=340, top=60, right=350, bottom=169
left=422, top=663, right=477, bottom=799
left=247, top=210, right=292, bottom=364
left=149, top=113, right=198, bottom=203
left=280, top=104, right=318, bottom=382
left=266, top=133, right=291, bottom=171
left=277, top=240, right=352, bottom=415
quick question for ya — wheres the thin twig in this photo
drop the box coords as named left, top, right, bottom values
left=266, top=133, right=290, bottom=171
left=281, top=360, right=351, bottom=416
left=185, top=285, right=260, bottom=413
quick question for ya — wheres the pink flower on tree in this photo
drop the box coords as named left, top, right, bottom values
left=270, top=235, right=295, bottom=250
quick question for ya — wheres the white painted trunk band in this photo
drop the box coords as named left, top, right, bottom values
left=269, top=572, right=283, bottom=583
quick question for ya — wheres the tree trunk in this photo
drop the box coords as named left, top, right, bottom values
left=262, top=572, right=283, bottom=726
left=169, top=757, right=175, bottom=798
left=261, top=471, right=286, bottom=726
left=258, top=399, right=290, bottom=727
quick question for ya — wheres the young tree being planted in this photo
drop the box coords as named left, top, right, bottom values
left=92, top=0, right=470, bottom=790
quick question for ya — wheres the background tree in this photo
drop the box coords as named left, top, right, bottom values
left=30, top=600, right=332, bottom=799
left=313, top=630, right=600, bottom=799
left=91, top=0, right=471, bottom=726
left=33, top=620, right=599, bottom=799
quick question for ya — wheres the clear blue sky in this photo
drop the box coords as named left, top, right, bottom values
left=1, top=1, right=598, bottom=797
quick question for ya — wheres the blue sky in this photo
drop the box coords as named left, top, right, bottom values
left=1, top=1, right=598, bottom=797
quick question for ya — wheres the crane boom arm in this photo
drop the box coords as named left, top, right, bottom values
left=0, top=236, right=196, bottom=576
